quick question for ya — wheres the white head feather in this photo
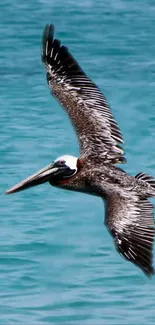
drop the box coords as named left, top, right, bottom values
left=54, top=155, right=78, bottom=171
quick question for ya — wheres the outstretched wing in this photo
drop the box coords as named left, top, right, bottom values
left=105, top=193, right=155, bottom=276
left=42, top=24, right=125, bottom=164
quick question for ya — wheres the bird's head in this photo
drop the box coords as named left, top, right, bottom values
left=5, top=155, right=83, bottom=194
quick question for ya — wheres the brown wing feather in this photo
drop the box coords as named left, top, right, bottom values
left=42, top=24, right=125, bottom=163
left=105, top=193, right=155, bottom=276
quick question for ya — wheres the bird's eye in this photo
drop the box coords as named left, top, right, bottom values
left=59, top=160, right=65, bottom=165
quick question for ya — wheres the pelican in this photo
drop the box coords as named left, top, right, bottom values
left=6, top=24, right=155, bottom=277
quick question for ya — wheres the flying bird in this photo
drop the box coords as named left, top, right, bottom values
left=6, top=24, right=155, bottom=277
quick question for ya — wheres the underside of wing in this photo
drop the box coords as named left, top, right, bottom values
left=105, top=194, right=155, bottom=277
left=42, top=24, right=125, bottom=164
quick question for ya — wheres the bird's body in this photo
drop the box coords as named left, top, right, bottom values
left=6, top=24, right=155, bottom=277
left=53, top=160, right=151, bottom=197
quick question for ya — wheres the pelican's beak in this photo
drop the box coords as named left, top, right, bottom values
left=5, top=163, right=59, bottom=194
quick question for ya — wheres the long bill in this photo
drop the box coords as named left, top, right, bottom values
left=5, top=163, right=59, bottom=194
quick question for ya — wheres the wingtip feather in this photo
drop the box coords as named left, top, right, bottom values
left=42, top=24, right=55, bottom=62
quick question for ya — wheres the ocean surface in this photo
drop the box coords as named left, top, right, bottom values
left=1, top=0, right=155, bottom=324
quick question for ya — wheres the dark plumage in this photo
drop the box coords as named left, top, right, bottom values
left=42, top=24, right=125, bottom=164
left=6, top=24, right=155, bottom=277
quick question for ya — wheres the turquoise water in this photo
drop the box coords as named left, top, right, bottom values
left=1, top=0, right=155, bottom=324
